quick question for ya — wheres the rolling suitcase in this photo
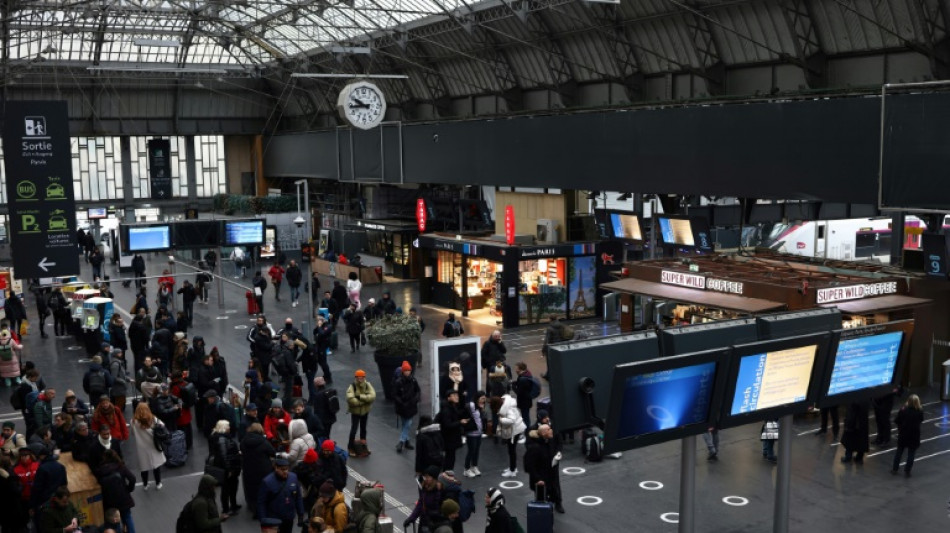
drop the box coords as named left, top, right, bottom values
left=527, top=485, right=554, bottom=533
left=164, top=429, right=188, bottom=467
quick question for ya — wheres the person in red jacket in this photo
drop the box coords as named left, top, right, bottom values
left=13, top=446, right=38, bottom=504
left=268, top=262, right=285, bottom=302
left=157, top=270, right=176, bottom=310
left=169, top=371, right=194, bottom=450
left=90, top=398, right=129, bottom=444
left=262, top=399, right=292, bottom=443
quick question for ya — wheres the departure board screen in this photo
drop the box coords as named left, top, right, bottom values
left=730, top=344, right=818, bottom=415
left=127, top=225, right=171, bottom=252
left=616, top=361, right=717, bottom=438
left=224, top=220, right=264, bottom=245
left=826, top=332, right=903, bottom=396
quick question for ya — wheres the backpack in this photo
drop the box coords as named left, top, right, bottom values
left=175, top=496, right=198, bottom=533
left=529, top=377, right=541, bottom=400
left=179, top=382, right=198, bottom=408
left=458, top=489, right=476, bottom=522
left=329, top=330, right=339, bottom=350
left=325, top=388, right=341, bottom=414
left=88, top=370, right=107, bottom=394
left=10, top=387, right=24, bottom=410
left=509, top=515, right=526, bottom=533
left=47, top=295, right=60, bottom=311
left=582, top=429, right=603, bottom=463
left=0, top=340, right=13, bottom=362
left=334, top=500, right=358, bottom=533
left=560, top=325, right=575, bottom=341
left=25, top=390, right=41, bottom=413
left=451, top=320, right=461, bottom=336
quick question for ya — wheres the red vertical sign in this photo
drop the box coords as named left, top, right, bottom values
left=416, top=198, right=426, bottom=232
left=505, top=205, right=515, bottom=245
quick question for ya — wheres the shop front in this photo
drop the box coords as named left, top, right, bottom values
left=347, top=219, right=421, bottom=279
left=601, top=253, right=934, bottom=385
left=418, top=235, right=609, bottom=328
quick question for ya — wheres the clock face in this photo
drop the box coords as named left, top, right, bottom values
left=338, top=81, right=386, bottom=130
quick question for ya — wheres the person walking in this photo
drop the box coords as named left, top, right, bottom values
left=257, top=457, right=305, bottom=533
left=345, top=272, right=362, bottom=310
left=490, top=394, right=526, bottom=478
left=4, top=290, right=26, bottom=338
left=892, top=393, right=924, bottom=477
left=403, top=465, right=445, bottom=531
left=393, top=361, right=421, bottom=453
left=840, top=401, right=870, bottom=464
left=108, top=349, right=131, bottom=415
left=268, top=262, right=285, bottom=302
left=47, top=288, right=69, bottom=338
left=464, top=391, right=487, bottom=478
left=208, top=420, right=242, bottom=514
left=0, top=328, right=23, bottom=388
left=484, top=487, right=514, bottom=533
left=177, top=281, right=197, bottom=327
left=130, top=402, right=166, bottom=491
left=343, top=304, right=365, bottom=354
left=240, top=423, right=275, bottom=520
left=761, top=419, right=779, bottom=463
left=513, top=362, right=536, bottom=431
left=252, top=271, right=267, bottom=313
left=873, top=386, right=900, bottom=446
left=481, top=331, right=507, bottom=384
left=286, top=260, right=303, bottom=307
left=345, top=369, right=376, bottom=457
left=187, top=474, right=230, bottom=533
left=93, top=450, right=137, bottom=533
left=33, top=287, right=50, bottom=339
left=131, top=254, right=146, bottom=289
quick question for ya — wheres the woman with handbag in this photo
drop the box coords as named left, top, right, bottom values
left=131, top=402, right=167, bottom=490
left=207, top=419, right=243, bottom=514
left=490, top=393, right=527, bottom=478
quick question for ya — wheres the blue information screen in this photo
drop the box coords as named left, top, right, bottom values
left=658, top=217, right=674, bottom=243
left=128, top=226, right=170, bottom=251
left=730, top=345, right=817, bottom=415
left=616, top=361, right=716, bottom=439
left=225, top=221, right=264, bottom=245
left=827, top=332, right=903, bottom=396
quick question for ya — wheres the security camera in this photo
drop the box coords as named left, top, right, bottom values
left=578, top=377, right=595, bottom=395
left=293, top=215, right=305, bottom=228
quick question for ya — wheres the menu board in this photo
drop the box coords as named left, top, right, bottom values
left=730, top=344, right=818, bottom=415
left=826, top=331, right=902, bottom=396
left=616, top=361, right=717, bottom=438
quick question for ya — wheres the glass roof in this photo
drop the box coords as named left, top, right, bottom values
left=8, top=0, right=471, bottom=67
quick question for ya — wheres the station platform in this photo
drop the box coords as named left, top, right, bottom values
left=0, top=253, right=946, bottom=533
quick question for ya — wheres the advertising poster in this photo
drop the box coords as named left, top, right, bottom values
left=429, top=336, right=482, bottom=417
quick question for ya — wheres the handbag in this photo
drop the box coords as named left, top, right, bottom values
left=152, top=421, right=171, bottom=452
left=760, top=421, right=779, bottom=440
left=204, top=455, right=227, bottom=483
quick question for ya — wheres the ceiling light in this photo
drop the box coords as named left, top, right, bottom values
left=290, top=73, right=408, bottom=79
left=134, top=38, right=181, bottom=47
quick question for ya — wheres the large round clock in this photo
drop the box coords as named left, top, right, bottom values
left=337, top=80, right=387, bottom=130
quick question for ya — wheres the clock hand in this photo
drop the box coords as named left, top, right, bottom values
left=349, top=98, right=370, bottom=109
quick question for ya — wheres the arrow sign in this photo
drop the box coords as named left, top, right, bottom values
left=38, top=257, right=57, bottom=272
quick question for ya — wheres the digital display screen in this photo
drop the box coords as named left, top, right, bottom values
left=128, top=225, right=171, bottom=252
left=224, top=220, right=264, bottom=245
left=658, top=217, right=695, bottom=246
left=690, top=217, right=713, bottom=251
left=87, top=208, right=107, bottom=219
left=609, top=213, right=643, bottom=240
left=921, top=232, right=949, bottom=277
left=730, top=345, right=818, bottom=415
left=826, top=332, right=903, bottom=396
left=616, top=361, right=717, bottom=439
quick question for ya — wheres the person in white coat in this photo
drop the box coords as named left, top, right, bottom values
left=131, top=401, right=167, bottom=490
left=346, top=272, right=362, bottom=310
left=287, top=418, right=316, bottom=468
left=490, top=394, right=527, bottom=478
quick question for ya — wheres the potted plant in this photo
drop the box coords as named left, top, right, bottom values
left=364, top=313, right=422, bottom=401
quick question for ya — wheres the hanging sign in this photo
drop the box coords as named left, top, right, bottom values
left=148, top=138, right=172, bottom=199
left=416, top=198, right=427, bottom=232
left=2, top=101, right=80, bottom=279
left=505, top=205, right=515, bottom=245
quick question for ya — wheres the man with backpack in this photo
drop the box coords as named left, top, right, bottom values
left=403, top=465, right=445, bottom=531
left=0, top=421, right=27, bottom=460
left=442, top=313, right=463, bottom=337
left=513, top=362, right=540, bottom=431
left=83, top=356, right=114, bottom=408
left=310, top=377, right=338, bottom=440
left=345, top=370, right=376, bottom=457
left=313, top=480, right=349, bottom=533
left=314, top=439, right=347, bottom=492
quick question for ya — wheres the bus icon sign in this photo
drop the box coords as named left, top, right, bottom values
left=24, top=116, right=47, bottom=137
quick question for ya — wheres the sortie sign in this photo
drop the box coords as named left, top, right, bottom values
left=505, top=205, right=515, bottom=245
left=1, top=101, right=80, bottom=279
left=148, top=138, right=172, bottom=200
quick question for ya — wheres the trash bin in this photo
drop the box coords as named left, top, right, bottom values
left=942, top=360, right=950, bottom=401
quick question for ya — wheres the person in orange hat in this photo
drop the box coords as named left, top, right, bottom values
left=345, top=370, right=375, bottom=457
left=392, top=361, right=420, bottom=454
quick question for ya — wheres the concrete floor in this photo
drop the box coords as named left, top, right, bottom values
left=0, top=253, right=947, bottom=533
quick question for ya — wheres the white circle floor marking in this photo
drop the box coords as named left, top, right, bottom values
left=722, top=496, right=749, bottom=507
left=639, top=481, right=664, bottom=491
left=234, top=325, right=248, bottom=329
left=562, top=467, right=585, bottom=475
left=66, top=345, right=84, bottom=351
left=498, top=481, right=523, bottom=490
left=576, top=496, right=602, bottom=506
left=660, top=513, right=679, bottom=524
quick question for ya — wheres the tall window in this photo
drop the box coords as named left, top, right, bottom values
left=195, top=135, right=227, bottom=197
left=71, top=137, right=124, bottom=201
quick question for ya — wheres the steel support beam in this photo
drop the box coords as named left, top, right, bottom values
left=912, top=0, right=950, bottom=80
left=781, top=0, right=827, bottom=88
left=682, top=1, right=725, bottom=95
left=513, top=1, right=577, bottom=106
left=584, top=3, right=645, bottom=102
